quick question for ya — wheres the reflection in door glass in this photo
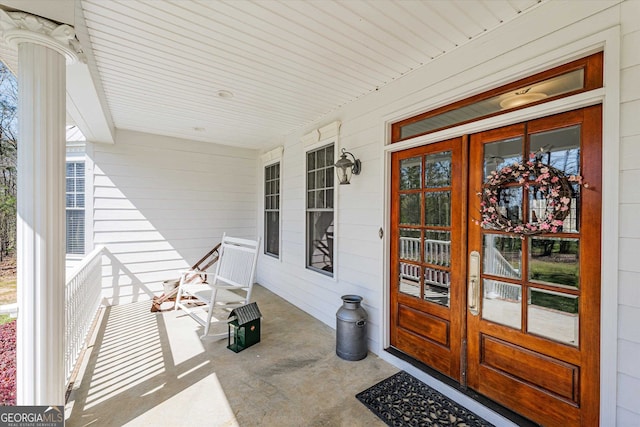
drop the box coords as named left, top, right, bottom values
left=530, top=125, right=580, bottom=177
left=482, top=279, right=522, bottom=329
left=399, top=262, right=420, bottom=297
left=496, top=187, right=523, bottom=225
left=484, top=137, right=522, bottom=179
left=400, top=229, right=420, bottom=261
left=528, top=288, right=579, bottom=346
left=400, top=193, right=421, bottom=225
left=425, top=191, right=450, bottom=226
left=400, top=157, right=421, bottom=190
left=425, top=231, right=451, bottom=266
left=529, top=237, right=579, bottom=288
left=424, top=267, right=450, bottom=307
left=425, top=151, right=451, bottom=188
left=529, top=185, right=579, bottom=233
left=483, top=234, right=521, bottom=279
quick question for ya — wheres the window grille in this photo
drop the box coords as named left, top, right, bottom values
left=66, top=161, right=85, bottom=254
left=264, top=162, right=280, bottom=257
left=306, top=144, right=334, bottom=275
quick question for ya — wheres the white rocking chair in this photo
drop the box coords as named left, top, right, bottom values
left=175, top=234, right=260, bottom=339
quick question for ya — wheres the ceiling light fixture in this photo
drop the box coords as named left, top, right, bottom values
left=217, top=90, right=234, bottom=99
left=499, top=87, right=547, bottom=110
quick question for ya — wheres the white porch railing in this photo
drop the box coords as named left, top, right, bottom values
left=398, top=235, right=520, bottom=301
left=400, top=237, right=450, bottom=266
left=399, top=237, right=451, bottom=289
left=399, top=236, right=420, bottom=261
left=0, top=302, right=17, bottom=317
left=65, top=245, right=105, bottom=384
left=483, top=235, right=521, bottom=301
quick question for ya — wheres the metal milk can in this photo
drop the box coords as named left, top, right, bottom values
left=336, top=295, right=368, bottom=361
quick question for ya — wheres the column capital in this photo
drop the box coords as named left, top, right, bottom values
left=0, top=9, right=84, bottom=63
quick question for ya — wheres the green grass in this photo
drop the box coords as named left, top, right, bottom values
left=0, top=314, right=13, bottom=325
left=530, top=291, right=578, bottom=314
left=529, top=259, right=578, bottom=287
left=0, top=277, right=16, bottom=306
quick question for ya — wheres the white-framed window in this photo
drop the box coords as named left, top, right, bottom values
left=306, top=143, right=334, bottom=275
left=264, top=162, right=280, bottom=257
left=66, top=160, right=85, bottom=255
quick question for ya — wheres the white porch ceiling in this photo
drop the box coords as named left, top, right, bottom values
left=16, top=0, right=548, bottom=149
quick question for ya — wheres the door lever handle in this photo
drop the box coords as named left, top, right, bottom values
left=468, top=251, right=480, bottom=316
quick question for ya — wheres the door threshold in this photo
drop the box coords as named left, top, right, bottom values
left=385, top=347, right=541, bottom=427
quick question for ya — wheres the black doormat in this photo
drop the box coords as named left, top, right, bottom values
left=356, top=371, right=494, bottom=427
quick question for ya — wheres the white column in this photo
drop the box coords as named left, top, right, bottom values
left=0, top=10, right=80, bottom=406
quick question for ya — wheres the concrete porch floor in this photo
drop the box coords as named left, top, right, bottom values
left=65, top=284, right=398, bottom=426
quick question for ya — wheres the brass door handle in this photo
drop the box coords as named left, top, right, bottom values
left=468, top=251, right=480, bottom=316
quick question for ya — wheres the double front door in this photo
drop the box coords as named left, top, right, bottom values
left=390, top=106, right=601, bottom=426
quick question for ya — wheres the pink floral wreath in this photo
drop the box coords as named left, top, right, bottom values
left=480, top=153, right=582, bottom=236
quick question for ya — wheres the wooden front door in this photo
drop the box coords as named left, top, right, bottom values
left=390, top=106, right=602, bottom=426
left=390, top=137, right=465, bottom=380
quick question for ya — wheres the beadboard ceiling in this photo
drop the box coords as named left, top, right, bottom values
left=16, top=0, right=548, bottom=149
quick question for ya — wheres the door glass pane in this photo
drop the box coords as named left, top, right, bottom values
left=424, top=231, right=451, bottom=266
left=530, top=125, right=581, bottom=233
left=400, top=157, right=421, bottom=190
left=482, top=279, right=522, bottom=329
left=400, top=193, right=421, bottom=225
left=483, top=234, right=521, bottom=279
left=399, top=263, right=420, bottom=297
left=530, top=125, right=580, bottom=177
left=425, top=191, right=450, bottom=226
left=529, top=185, right=578, bottom=233
left=529, top=237, right=579, bottom=288
left=400, top=229, right=420, bottom=261
left=528, top=288, right=579, bottom=346
left=483, top=137, right=522, bottom=179
left=495, top=186, right=523, bottom=225
left=425, top=151, right=451, bottom=188
left=424, top=267, right=450, bottom=307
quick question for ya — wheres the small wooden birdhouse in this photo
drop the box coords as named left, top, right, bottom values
left=227, top=302, right=262, bottom=353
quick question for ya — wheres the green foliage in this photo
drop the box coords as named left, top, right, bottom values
left=0, top=62, right=16, bottom=259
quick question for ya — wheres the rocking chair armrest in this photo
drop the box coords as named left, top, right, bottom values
left=180, top=268, right=207, bottom=275
left=210, top=282, right=246, bottom=290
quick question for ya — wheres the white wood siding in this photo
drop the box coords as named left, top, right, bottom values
left=256, top=1, right=634, bottom=425
left=617, top=0, right=640, bottom=424
left=92, top=129, right=258, bottom=305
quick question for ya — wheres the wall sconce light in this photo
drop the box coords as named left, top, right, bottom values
left=334, top=148, right=361, bottom=185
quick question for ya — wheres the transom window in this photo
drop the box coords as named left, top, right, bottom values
left=391, top=52, right=603, bottom=143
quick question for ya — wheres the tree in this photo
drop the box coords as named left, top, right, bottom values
left=0, top=62, right=17, bottom=260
